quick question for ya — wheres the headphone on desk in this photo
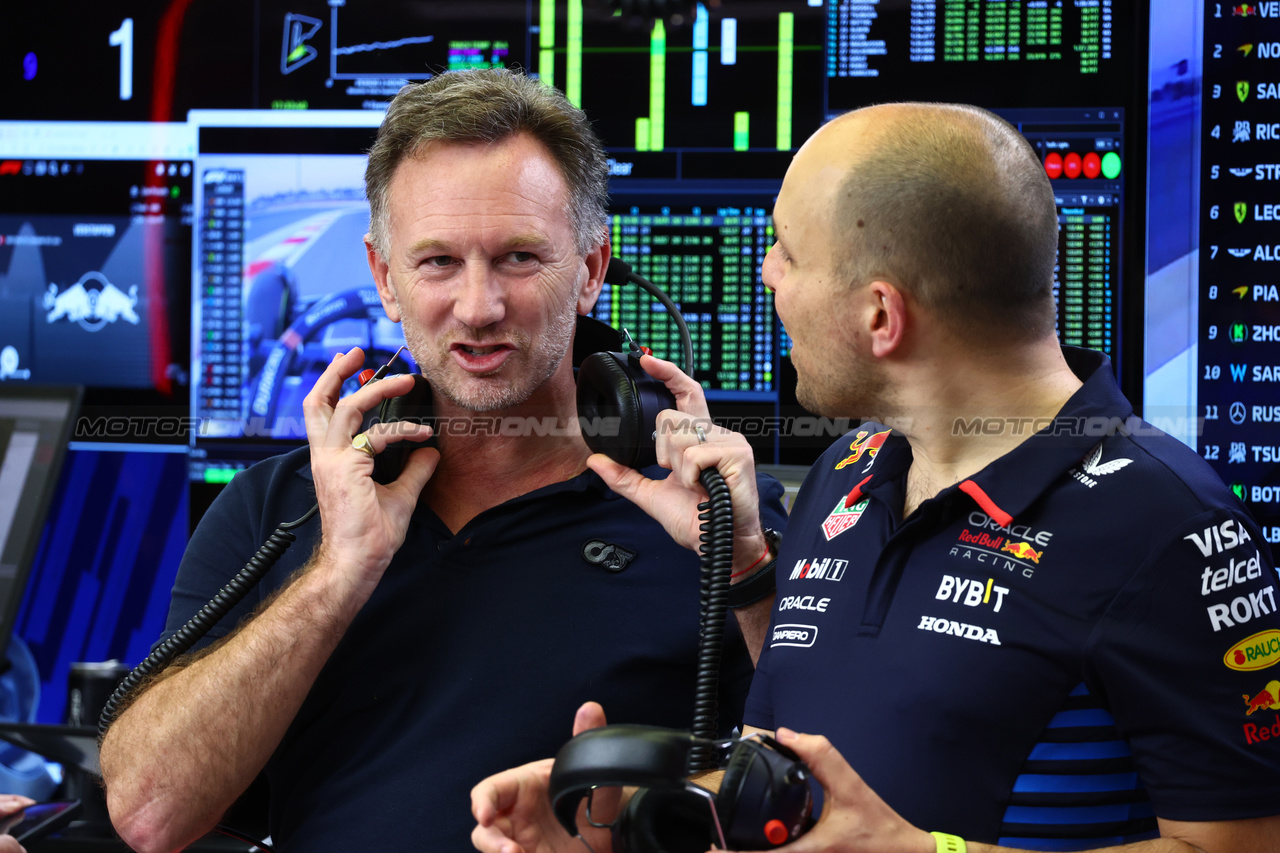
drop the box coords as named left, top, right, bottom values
left=548, top=725, right=813, bottom=852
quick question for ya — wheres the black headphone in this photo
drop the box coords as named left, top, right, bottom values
left=575, top=340, right=677, bottom=470
left=548, top=725, right=813, bottom=852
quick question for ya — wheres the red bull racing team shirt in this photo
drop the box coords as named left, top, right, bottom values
left=745, top=347, right=1280, bottom=850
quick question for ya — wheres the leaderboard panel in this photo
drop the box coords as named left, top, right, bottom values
left=825, top=0, right=1131, bottom=110
left=190, top=113, right=387, bottom=444
left=1195, top=1, right=1280, bottom=541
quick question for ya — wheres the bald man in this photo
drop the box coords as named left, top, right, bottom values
left=472, top=104, right=1280, bottom=853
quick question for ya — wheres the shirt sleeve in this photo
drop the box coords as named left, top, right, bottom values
left=1086, top=507, right=1280, bottom=820
left=159, top=455, right=315, bottom=653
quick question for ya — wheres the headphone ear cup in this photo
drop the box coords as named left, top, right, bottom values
left=575, top=352, right=646, bottom=467
left=370, top=374, right=433, bottom=485
left=613, top=788, right=714, bottom=853
left=715, top=740, right=813, bottom=849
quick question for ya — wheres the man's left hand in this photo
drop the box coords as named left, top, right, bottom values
left=587, top=355, right=768, bottom=574
left=472, top=703, right=616, bottom=853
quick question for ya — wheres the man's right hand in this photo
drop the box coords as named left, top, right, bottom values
left=303, top=346, right=438, bottom=598
left=100, top=347, right=439, bottom=853
left=472, top=702, right=615, bottom=853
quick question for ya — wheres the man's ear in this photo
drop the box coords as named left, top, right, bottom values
left=365, top=234, right=401, bottom=323
left=866, top=279, right=907, bottom=358
left=578, top=235, right=610, bottom=315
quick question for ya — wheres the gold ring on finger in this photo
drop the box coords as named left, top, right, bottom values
left=351, top=433, right=377, bottom=458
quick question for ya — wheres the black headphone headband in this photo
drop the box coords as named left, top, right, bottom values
left=548, top=725, right=813, bottom=852
left=548, top=726, right=713, bottom=834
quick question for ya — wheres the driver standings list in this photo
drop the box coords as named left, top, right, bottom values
left=1198, top=2, right=1280, bottom=544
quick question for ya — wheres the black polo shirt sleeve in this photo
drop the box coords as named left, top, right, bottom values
left=160, top=446, right=318, bottom=652
left=1086, top=506, right=1280, bottom=820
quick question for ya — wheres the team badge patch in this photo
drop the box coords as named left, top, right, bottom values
left=822, top=496, right=869, bottom=541
left=581, top=539, right=637, bottom=572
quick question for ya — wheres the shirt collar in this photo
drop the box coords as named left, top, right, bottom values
left=952, top=346, right=1133, bottom=525
left=853, top=347, right=1133, bottom=525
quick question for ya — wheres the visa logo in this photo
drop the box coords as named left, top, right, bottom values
left=1185, top=519, right=1253, bottom=557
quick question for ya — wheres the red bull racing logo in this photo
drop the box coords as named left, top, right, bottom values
left=950, top=520, right=1052, bottom=579
left=44, top=271, right=140, bottom=331
left=1242, top=679, right=1280, bottom=745
left=834, top=429, right=891, bottom=472
left=1244, top=680, right=1280, bottom=716
left=1000, top=540, right=1042, bottom=563
left=1233, top=3, right=1257, bottom=14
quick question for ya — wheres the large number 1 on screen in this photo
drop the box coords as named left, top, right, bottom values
left=109, top=18, right=133, bottom=101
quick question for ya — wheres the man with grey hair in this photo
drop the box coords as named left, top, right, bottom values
left=474, top=102, right=1280, bottom=853
left=99, top=69, right=784, bottom=853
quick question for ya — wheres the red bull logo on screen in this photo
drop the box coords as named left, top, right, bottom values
left=43, top=271, right=140, bottom=331
left=1226, top=629, right=1280, bottom=671
left=834, top=429, right=891, bottom=472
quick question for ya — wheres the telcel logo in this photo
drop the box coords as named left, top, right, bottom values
left=1226, top=629, right=1280, bottom=671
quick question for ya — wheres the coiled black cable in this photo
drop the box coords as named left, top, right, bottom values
left=97, top=504, right=319, bottom=739
left=687, top=467, right=733, bottom=773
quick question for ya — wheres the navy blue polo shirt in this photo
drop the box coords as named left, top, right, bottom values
left=745, top=348, right=1280, bottom=849
left=164, top=446, right=787, bottom=851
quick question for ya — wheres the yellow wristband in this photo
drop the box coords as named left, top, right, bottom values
left=930, top=832, right=967, bottom=853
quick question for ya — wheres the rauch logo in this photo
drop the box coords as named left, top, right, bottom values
left=1225, top=629, right=1280, bottom=671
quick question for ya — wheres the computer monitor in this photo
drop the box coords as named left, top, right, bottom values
left=0, top=384, right=80, bottom=667
left=1141, top=0, right=1280, bottom=549
left=0, top=121, right=195, bottom=445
